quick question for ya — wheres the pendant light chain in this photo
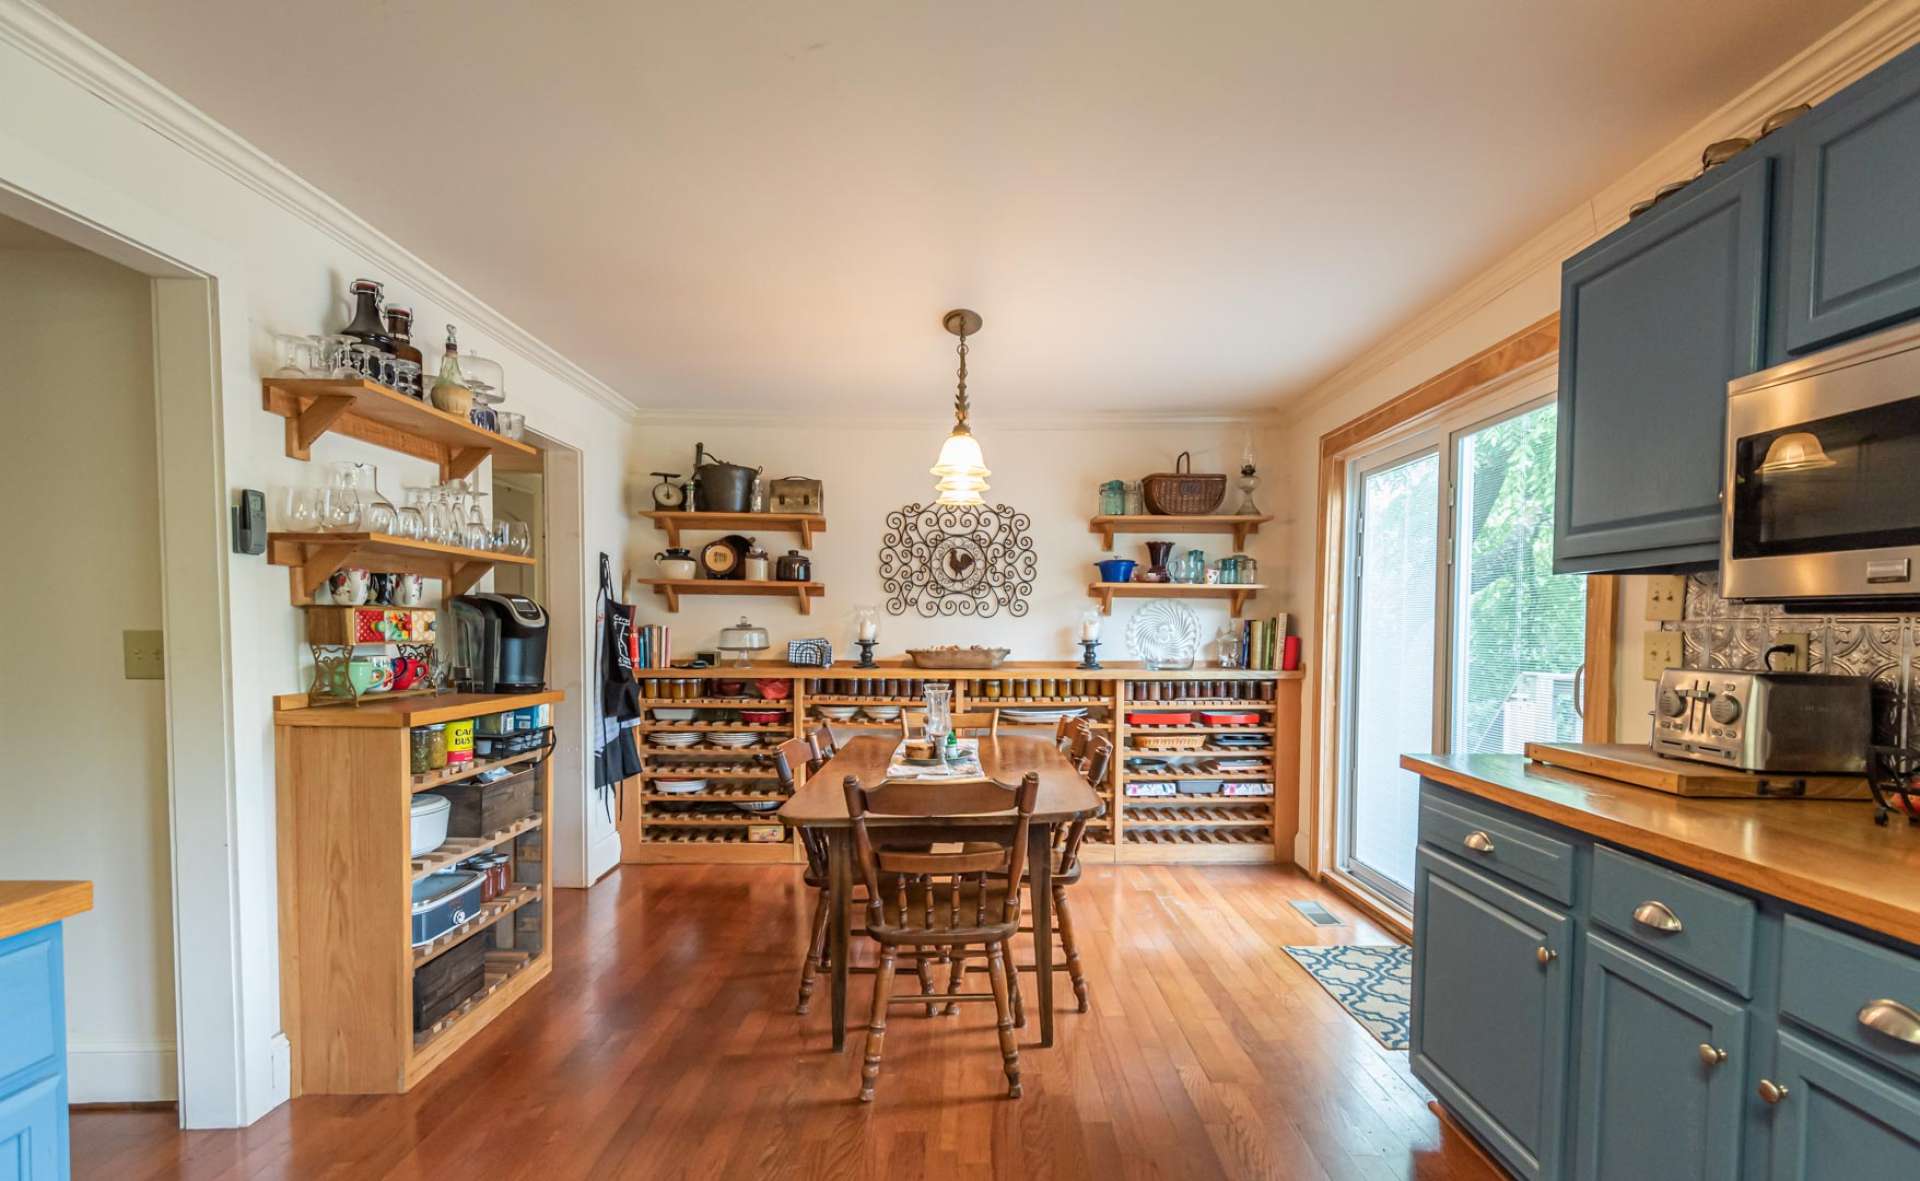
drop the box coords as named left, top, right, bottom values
left=953, top=332, right=971, bottom=434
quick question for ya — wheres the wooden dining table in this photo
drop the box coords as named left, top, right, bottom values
left=777, top=733, right=1102, bottom=1052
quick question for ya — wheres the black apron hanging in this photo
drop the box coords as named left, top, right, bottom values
left=593, top=553, right=643, bottom=821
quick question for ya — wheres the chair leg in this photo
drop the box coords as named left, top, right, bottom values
left=860, top=948, right=898, bottom=1103
left=943, top=945, right=966, bottom=1016
left=916, top=948, right=938, bottom=1017
left=986, top=942, right=1022, bottom=1099
left=1007, top=942, right=1026, bottom=1029
left=796, top=890, right=830, bottom=1015
left=1054, top=885, right=1090, bottom=1014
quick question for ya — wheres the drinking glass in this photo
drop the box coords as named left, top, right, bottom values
left=281, top=485, right=322, bottom=532
left=272, top=333, right=314, bottom=377
left=323, top=462, right=363, bottom=531
left=346, top=342, right=384, bottom=382
left=318, top=334, right=358, bottom=379
left=428, top=486, right=462, bottom=545
left=359, top=464, right=398, bottom=534
left=464, top=486, right=491, bottom=551
left=396, top=486, right=430, bottom=541
left=506, top=518, right=532, bottom=556
left=394, top=359, right=423, bottom=400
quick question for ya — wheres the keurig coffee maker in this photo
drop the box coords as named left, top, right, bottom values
left=450, top=594, right=550, bottom=692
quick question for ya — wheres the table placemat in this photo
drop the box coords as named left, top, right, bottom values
left=886, top=738, right=983, bottom=779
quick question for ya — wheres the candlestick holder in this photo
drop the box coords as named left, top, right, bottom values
left=1077, top=639, right=1102, bottom=670
left=855, top=638, right=879, bottom=668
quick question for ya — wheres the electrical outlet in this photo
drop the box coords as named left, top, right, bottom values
left=123, top=629, right=165, bottom=680
left=1642, top=630, right=1682, bottom=680
left=1769, top=631, right=1811, bottom=672
left=1645, top=574, right=1687, bottom=621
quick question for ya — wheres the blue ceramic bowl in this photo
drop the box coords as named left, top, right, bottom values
left=1096, top=558, right=1137, bottom=583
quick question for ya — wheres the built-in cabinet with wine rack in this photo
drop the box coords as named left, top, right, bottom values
left=620, top=663, right=1301, bottom=865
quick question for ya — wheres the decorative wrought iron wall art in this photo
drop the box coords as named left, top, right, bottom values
left=879, top=502, right=1037, bottom=618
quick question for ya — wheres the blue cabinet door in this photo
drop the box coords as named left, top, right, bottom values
left=1764, top=1030, right=1920, bottom=1180
left=1572, top=933, right=1749, bottom=1181
left=0, top=924, right=67, bottom=1181
left=1784, top=46, right=1920, bottom=353
left=0, top=1072, right=62, bottom=1180
left=1554, top=155, right=1771, bottom=574
left=1412, top=848, right=1575, bottom=1181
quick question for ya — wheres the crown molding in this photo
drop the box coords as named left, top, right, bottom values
left=630, top=405, right=1284, bottom=432
left=1286, top=0, right=1920, bottom=421
left=0, top=0, right=638, bottom=422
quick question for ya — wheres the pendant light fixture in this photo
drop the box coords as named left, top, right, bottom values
left=931, top=308, right=990, bottom=506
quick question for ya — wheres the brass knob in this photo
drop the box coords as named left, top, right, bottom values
left=1697, top=1043, right=1727, bottom=1067
left=1758, top=1079, right=1789, bottom=1105
left=1463, top=831, right=1495, bottom=854
left=1536, top=946, right=1557, bottom=966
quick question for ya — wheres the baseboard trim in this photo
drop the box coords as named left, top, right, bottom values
left=1320, top=870, right=1413, bottom=943
left=68, top=1043, right=178, bottom=1103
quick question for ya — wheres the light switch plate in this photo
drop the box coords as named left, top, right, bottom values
left=1642, top=630, right=1682, bottom=680
left=123, top=629, right=165, bottom=680
left=1645, top=574, right=1687, bottom=621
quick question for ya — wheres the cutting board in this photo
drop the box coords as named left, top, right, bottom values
left=1523, top=742, right=1873, bottom=800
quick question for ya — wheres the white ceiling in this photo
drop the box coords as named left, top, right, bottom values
left=45, top=0, right=1867, bottom=416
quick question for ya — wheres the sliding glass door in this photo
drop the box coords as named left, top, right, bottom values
left=1337, top=397, right=1585, bottom=908
left=1341, top=447, right=1442, bottom=904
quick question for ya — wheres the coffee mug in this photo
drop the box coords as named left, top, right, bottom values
left=369, top=572, right=395, bottom=605
left=327, top=566, right=371, bottom=605
left=392, top=573, right=425, bottom=606
left=347, top=654, right=394, bottom=695
left=391, top=653, right=424, bottom=691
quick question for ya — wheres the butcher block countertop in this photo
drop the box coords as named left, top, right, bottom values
left=0, top=881, right=93, bottom=942
left=1402, top=752, right=1920, bottom=947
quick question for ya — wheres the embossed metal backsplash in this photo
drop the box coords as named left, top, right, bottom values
left=1664, top=571, right=1908, bottom=742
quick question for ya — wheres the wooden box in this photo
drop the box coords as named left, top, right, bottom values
left=446, top=769, right=537, bottom=837
left=412, top=933, right=488, bottom=1031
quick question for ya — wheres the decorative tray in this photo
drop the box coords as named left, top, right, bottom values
left=905, top=647, right=1011, bottom=669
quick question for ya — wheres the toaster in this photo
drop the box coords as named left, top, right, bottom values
left=1651, top=668, right=1871, bottom=773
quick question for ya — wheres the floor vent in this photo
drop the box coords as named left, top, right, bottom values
left=1290, top=900, right=1344, bottom=927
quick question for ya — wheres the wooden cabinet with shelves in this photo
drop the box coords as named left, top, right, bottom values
left=616, top=665, right=1302, bottom=866
left=273, top=688, right=561, bottom=1095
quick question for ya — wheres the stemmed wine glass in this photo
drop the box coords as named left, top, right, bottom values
left=322, top=462, right=363, bottom=531
left=396, top=486, right=429, bottom=541
left=359, top=464, right=398, bottom=535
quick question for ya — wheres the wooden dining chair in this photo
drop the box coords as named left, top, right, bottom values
left=1053, top=713, right=1088, bottom=750
left=804, top=723, right=837, bottom=765
left=775, top=736, right=835, bottom=1015
left=844, top=769, right=1039, bottom=1101
left=898, top=708, right=1001, bottom=738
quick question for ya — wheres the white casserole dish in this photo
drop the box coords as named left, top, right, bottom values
left=410, top=792, right=452, bottom=857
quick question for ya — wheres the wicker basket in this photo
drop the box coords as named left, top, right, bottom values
left=1132, top=733, right=1208, bottom=751
left=1142, top=452, right=1227, bottom=515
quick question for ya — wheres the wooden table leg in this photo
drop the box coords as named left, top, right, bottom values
left=829, top=829, right=851, bottom=1052
left=1030, top=820, right=1055, bottom=1048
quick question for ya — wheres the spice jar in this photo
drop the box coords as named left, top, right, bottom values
left=410, top=727, right=434, bottom=775
left=426, top=723, right=448, bottom=770
left=445, top=717, right=475, bottom=765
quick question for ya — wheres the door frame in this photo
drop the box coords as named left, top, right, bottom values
left=1307, top=314, right=1618, bottom=898
left=0, top=172, right=250, bottom=1123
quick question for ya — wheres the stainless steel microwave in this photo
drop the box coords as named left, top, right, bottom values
left=1723, top=320, right=1920, bottom=602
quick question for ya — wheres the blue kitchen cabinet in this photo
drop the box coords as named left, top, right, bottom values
left=1411, top=847, right=1575, bottom=1181
left=1783, top=44, right=1920, bottom=354
left=0, top=923, right=70, bottom=1180
left=1572, top=932, right=1749, bottom=1181
left=1553, top=154, right=1772, bottom=575
left=1762, top=1029, right=1920, bottom=1180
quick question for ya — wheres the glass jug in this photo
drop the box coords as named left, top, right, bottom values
left=922, top=683, right=953, bottom=745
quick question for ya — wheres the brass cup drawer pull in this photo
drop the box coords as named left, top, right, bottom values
left=1462, top=831, right=1495, bottom=854
left=1857, top=999, right=1920, bottom=1046
left=1757, top=1078, right=1789, bottom=1105
left=1697, top=1043, right=1727, bottom=1067
left=1632, top=900, right=1684, bottom=933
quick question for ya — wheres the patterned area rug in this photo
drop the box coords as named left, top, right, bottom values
left=1283, top=944, right=1412, bottom=1050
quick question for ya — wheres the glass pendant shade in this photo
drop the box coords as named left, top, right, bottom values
left=931, top=429, right=990, bottom=505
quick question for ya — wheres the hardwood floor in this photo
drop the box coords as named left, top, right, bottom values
left=75, top=864, right=1500, bottom=1181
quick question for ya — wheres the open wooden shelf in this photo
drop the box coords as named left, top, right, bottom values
left=634, top=578, right=825, bottom=615
left=268, top=531, right=535, bottom=605
left=638, top=697, right=792, bottom=710
left=412, top=884, right=541, bottom=968
left=262, top=377, right=539, bottom=478
left=641, top=511, right=826, bottom=548
left=1089, top=582, right=1265, bottom=617
left=410, top=815, right=544, bottom=881
left=409, top=749, right=548, bottom=794
left=1122, top=807, right=1274, bottom=828
left=1089, top=514, right=1271, bottom=550
left=409, top=950, right=542, bottom=1061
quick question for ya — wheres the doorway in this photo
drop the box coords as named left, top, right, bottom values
left=0, top=214, right=177, bottom=1100
left=1334, top=392, right=1590, bottom=909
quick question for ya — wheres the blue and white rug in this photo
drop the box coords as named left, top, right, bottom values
left=1283, top=944, right=1412, bottom=1050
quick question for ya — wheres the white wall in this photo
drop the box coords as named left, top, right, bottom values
left=1270, top=4, right=1920, bottom=865
left=628, top=418, right=1286, bottom=660
left=0, top=5, right=637, bottom=1123
left=0, top=244, right=176, bottom=1101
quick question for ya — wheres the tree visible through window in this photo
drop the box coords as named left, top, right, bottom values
left=1451, top=404, right=1586, bottom=754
